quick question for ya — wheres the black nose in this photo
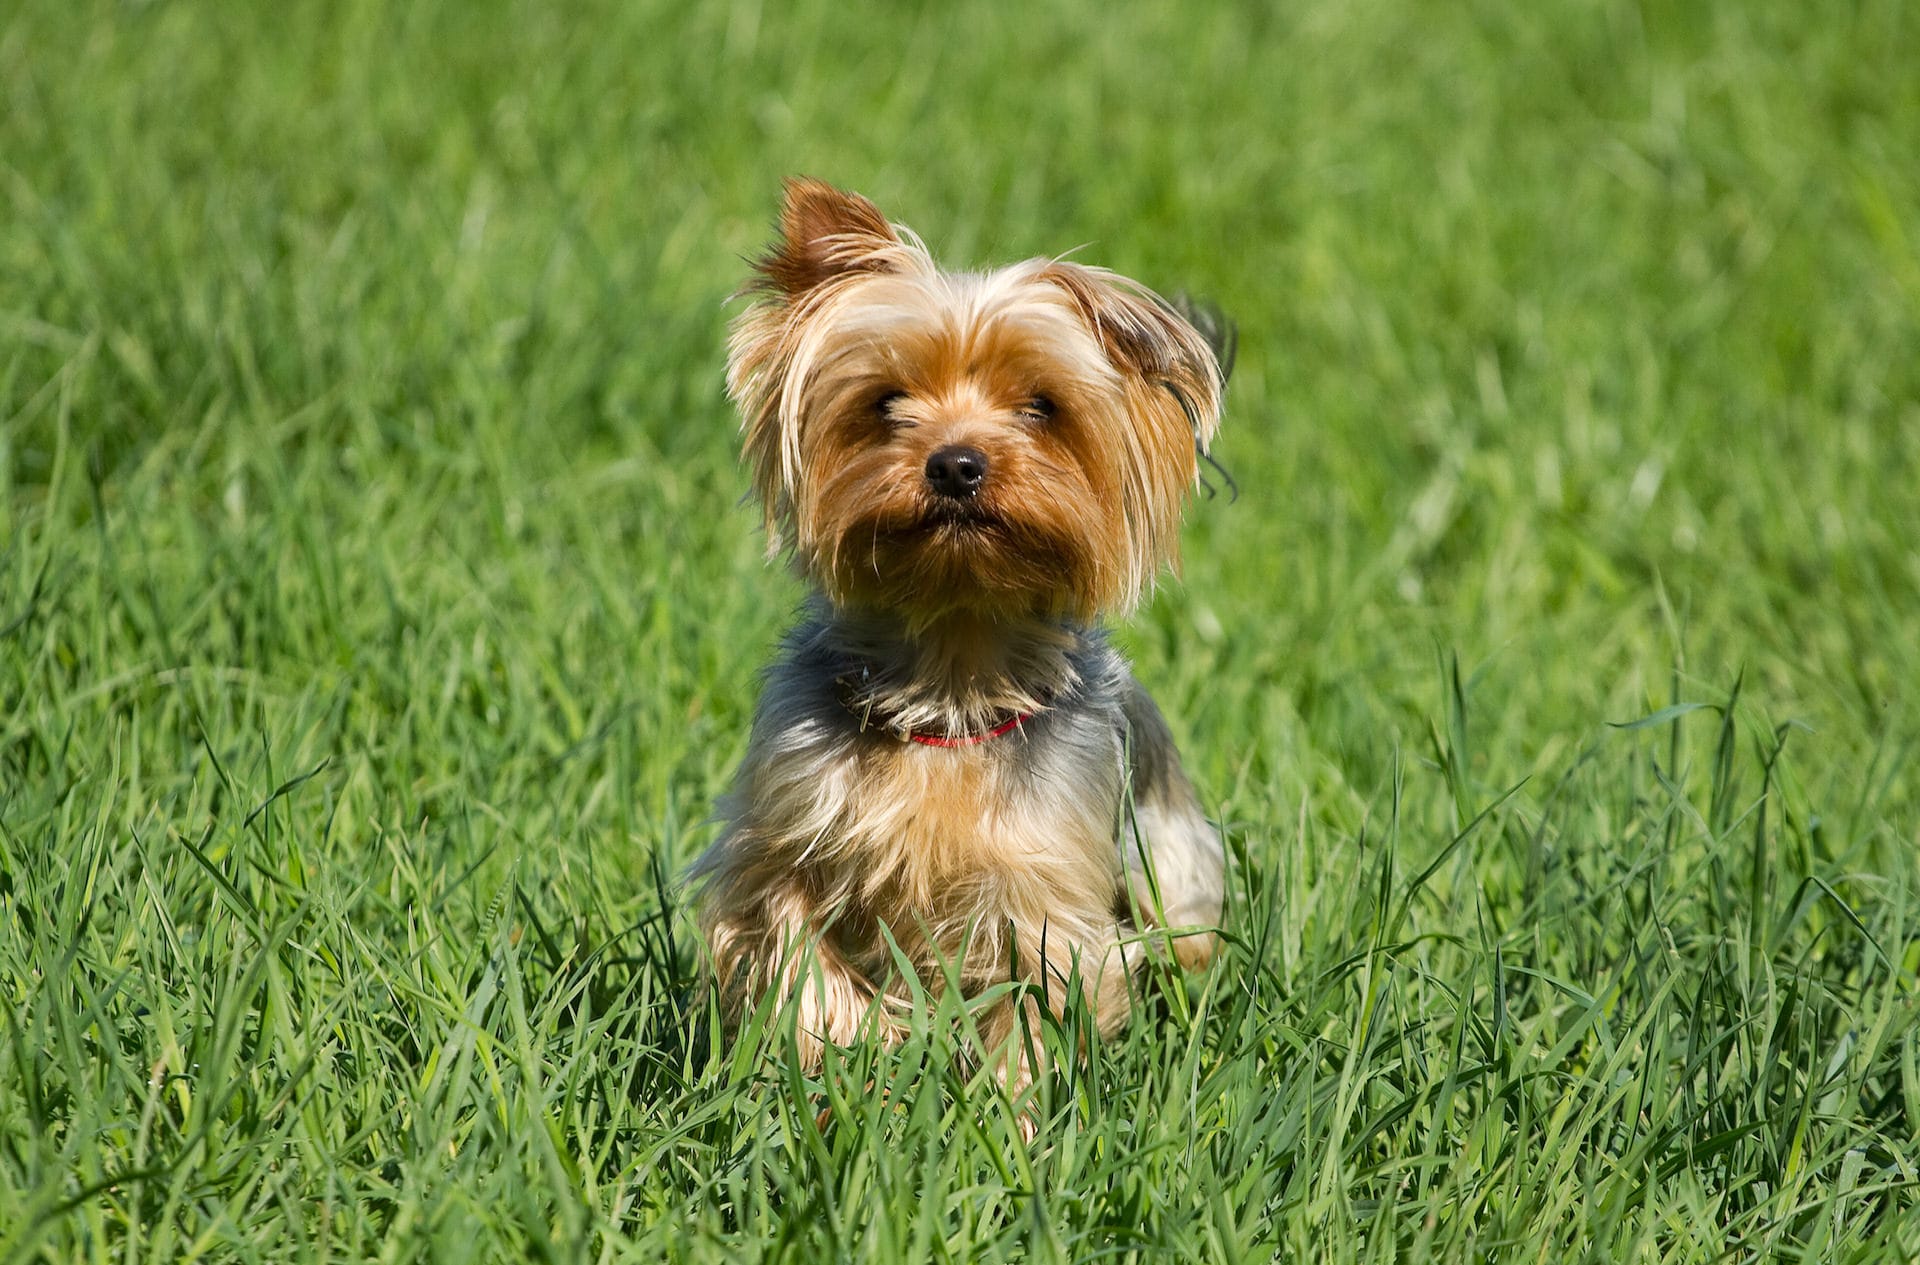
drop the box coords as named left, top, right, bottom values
left=924, top=445, right=989, bottom=499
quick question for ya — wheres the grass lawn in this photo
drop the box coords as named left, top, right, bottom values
left=3, top=0, right=1918, bottom=1259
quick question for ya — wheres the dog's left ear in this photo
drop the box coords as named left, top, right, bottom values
left=754, top=177, right=904, bottom=298
left=1040, top=262, right=1225, bottom=451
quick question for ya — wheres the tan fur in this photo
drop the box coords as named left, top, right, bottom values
left=693, top=179, right=1228, bottom=1089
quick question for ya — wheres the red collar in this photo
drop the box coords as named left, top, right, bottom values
left=903, top=710, right=1034, bottom=746
left=834, top=670, right=1044, bottom=746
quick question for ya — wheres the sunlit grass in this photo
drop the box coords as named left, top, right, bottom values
left=2, top=0, right=1917, bottom=1259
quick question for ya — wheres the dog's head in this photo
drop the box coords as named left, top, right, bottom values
left=729, top=178, right=1224, bottom=625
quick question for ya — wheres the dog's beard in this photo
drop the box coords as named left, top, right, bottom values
left=812, top=499, right=1107, bottom=622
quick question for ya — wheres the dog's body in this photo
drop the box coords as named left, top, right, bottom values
left=690, top=180, right=1226, bottom=1076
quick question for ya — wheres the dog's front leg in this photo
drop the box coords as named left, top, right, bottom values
left=702, top=875, right=886, bottom=1070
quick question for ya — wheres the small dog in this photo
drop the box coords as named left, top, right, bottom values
left=690, top=179, right=1227, bottom=1082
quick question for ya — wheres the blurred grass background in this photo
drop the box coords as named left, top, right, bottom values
left=2, top=0, right=1917, bottom=1260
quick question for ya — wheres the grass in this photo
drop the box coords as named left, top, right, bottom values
left=2, top=0, right=1917, bottom=1259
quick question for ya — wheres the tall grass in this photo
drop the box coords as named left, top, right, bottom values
left=2, top=0, right=1916, bottom=1259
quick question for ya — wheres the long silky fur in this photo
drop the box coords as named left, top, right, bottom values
left=693, top=179, right=1228, bottom=1086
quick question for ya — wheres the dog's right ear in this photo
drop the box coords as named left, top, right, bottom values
left=754, top=178, right=903, bottom=297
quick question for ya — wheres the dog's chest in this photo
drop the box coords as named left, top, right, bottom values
left=796, top=711, right=1129, bottom=910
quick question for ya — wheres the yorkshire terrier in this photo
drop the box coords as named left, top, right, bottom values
left=690, top=178, right=1227, bottom=1084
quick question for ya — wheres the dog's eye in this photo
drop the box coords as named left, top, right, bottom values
left=873, top=391, right=908, bottom=424
left=1016, top=395, right=1056, bottom=424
